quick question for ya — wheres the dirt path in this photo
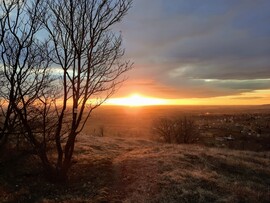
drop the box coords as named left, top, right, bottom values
left=108, top=147, right=161, bottom=202
left=74, top=135, right=160, bottom=202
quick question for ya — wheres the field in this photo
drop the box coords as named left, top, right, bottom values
left=82, top=105, right=260, bottom=138
left=83, top=105, right=270, bottom=151
left=1, top=105, right=270, bottom=202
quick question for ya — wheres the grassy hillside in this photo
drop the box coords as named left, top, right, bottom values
left=1, top=134, right=269, bottom=202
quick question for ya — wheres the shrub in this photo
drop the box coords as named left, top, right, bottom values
left=152, top=116, right=199, bottom=144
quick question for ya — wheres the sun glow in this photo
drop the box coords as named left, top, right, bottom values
left=106, top=93, right=168, bottom=106
left=104, top=89, right=270, bottom=106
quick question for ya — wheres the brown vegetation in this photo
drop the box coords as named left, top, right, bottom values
left=1, top=135, right=269, bottom=202
left=152, top=116, right=200, bottom=144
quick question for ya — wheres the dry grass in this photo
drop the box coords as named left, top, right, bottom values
left=111, top=140, right=270, bottom=203
left=1, top=134, right=269, bottom=202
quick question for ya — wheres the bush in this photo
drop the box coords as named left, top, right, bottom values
left=152, top=116, right=199, bottom=144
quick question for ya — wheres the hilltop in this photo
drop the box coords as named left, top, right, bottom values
left=1, top=134, right=269, bottom=202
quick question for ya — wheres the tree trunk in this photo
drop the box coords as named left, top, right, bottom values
left=43, top=164, right=68, bottom=183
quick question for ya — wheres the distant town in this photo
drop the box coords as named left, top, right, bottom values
left=196, top=112, right=270, bottom=151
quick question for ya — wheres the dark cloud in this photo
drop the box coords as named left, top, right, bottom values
left=115, top=0, right=270, bottom=98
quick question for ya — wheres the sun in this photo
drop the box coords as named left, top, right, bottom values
left=106, top=93, right=168, bottom=106
left=126, top=94, right=145, bottom=106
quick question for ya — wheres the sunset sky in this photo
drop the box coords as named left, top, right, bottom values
left=107, top=0, right=270, bottom=105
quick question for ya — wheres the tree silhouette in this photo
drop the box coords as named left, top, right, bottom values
left=0, top=0, right=132, bottom=181
left=153, top=116, right=200, bottom=144
left=0, top=0, right=52, bottom=150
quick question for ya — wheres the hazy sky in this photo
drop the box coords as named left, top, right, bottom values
left=113, top=0, right=270, bottom=104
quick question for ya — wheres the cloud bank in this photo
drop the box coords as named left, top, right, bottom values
left=115, top=0, right=270, bottom=99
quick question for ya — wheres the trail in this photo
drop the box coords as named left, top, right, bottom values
left=110, top=147, right=160, bottom=202
left=77, top=134, right=159, bottom=202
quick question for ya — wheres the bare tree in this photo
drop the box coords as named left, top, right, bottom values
left=37, top=0, right=133, bottom=181
left=174, top=116, right=199, bottom=144
left=0, top=0, right=54, bottom=152
left=153, top=116, right=200, bottom=144
left=0, top=0, right=132, bottom=181
left=0, top=0, right=19, bottom=147
left=152, top=117, right=175, bottom=143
